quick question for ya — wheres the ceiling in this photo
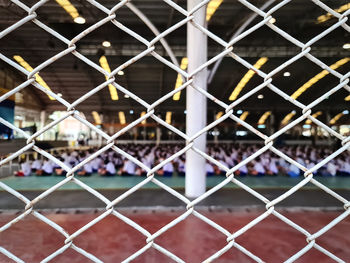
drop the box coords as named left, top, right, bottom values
left=0, top=0, right=349, bottom=125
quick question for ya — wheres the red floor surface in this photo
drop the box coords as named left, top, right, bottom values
left=0, top=209, right=349, bottom=262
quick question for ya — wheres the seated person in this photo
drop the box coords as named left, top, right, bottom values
left=326, top=161, right=337, bottom=177
left=55, top=157, right=70, bottom=176
left=98, top=159, right=116, bottom=176
left=37, top=159, right=54, bottom=176
left=338, top=157, right=350, bottom=177
left=91, top=156, right=103, bottom=173
left=114, top=155, right=124, bottom=170
left=214, top=159, right=227, bottom=176
left=206, top=162, right=214, bottom=176
left=177, top=157, right=185, bottom=177
left=287, top=163, right=300, bottom=177
left=305, top=159, right=319, bottom=176
left=67, top=153, right=78, bottom=167
left=136, top=157, right=151, bottom=176
left=15, top=159, right=32, bottom=177
left=218, top=159, right=228, bottom=176
left=77, top=161, right=93, bottom=176
left=119, top=159, right=136, bottom=176
left=235, top=163, right=248, bottom=177
left=234, top=156, right=247, bottom=177
left=266, top=160, right=278, bottom=176
left=31, top=157, right=42, bottom=173
left=162, top=161, right=174, bottom=177
left=251, top=158, right=265, bottom=177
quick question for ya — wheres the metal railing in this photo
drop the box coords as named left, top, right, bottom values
left=0, top=0, right=349, bottom=262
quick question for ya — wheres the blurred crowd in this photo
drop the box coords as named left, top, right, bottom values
left=15, top=143, right=350, bottom=177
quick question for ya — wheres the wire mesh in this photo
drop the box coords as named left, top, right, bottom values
left=0, top=0, right=349, bottom=262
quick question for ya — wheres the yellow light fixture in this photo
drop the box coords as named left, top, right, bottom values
left=173, top=57, right=188, bottom=101
left=102, top=41, right=111, bottom=48
left=165, top=111, right=172, bottom=124
left=141, top=111, right=146, bottom=124
left=99, top=56, right=119, bottom=100
left=269, top=17, right=276, bottom=24
left=229, top=57, right=268, bottom=101
left=281, top=111, right=296, bottom=126
left=343, top=43, right=350, bottom=50
left=305, top=111, right=322, bottom=124
left=258, top=111, right=271, bottom=125
left=119, top=111, right=126, bottom=125
left=345, top=94, right=350, bottom=101
left=13, top=55, right=55, bottom=100
left=317, top=4, right=350, bottom=23
left=216, top=111, right=224, bottom=120
left=74, top=16, right=85, bottom=24
left=92, top=111, right=101, bottom=125
left=291, top=57, right=350, bottom=100
left=55, top=0, right=85, bottom=24
left=206, top=0, right=223, bottom=21
left=329, top=112, right=344, bottom=125
left=239, top=111, right=249, bottom=122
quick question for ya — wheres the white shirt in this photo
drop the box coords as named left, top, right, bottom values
left=327, top=162, right=337, bottom=176
left=163, top=162, right=174, bottom=172
left=205, top=163, right=214, bottom=173
left=67, top=155, right=77, bottom=165
left=106, top=162, right=116, bottom=174
left=32, top=160, right=41, bottom=170
left=178, top=160, right=185, bottom=172
left=64, top=160, right=72, bottom=169
left=21, top=162, right=32, bottom=176
left=269, top=161, right=278, bottom=174
left=289, top=164, right=299, bottom=174
left=306, top=162, right=315, bottom=171
left=254, top=162, right=265, bottom=174
left=224, top=156, right=234, bottom=167
left=84, top=162, right=93, bottom=173
left=239, top=164, right=248, bottom=174
left=219, top=160, right=228, bottom=171
left=91, top=158, right=102, bottom=170
left=42, top=161, right=54, bottom=174
left=123, top=160, right=135, bottom=174
left=141, top=158, right=152, bottom=169
left=296, top=157, right=305, bottom=167
left=344, top=162, right=350, bottom=173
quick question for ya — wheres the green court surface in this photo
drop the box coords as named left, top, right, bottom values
left=0, top=174, right=349, bottom=191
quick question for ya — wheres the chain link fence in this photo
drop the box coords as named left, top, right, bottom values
left=0, top=0, right=350, bottom=262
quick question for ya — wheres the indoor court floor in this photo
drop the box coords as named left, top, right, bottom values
left=0, top=208, right=349, bottom=262
left=1, top=175, right=350, bottom=209
left=1, top=174, right=350, bottom=191
left=1, top=175, right=349, bottom=262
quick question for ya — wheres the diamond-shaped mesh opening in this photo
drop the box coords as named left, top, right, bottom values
left=0, top=213, right=66, bottom=262
left=234, top=214, right=307, bottom=262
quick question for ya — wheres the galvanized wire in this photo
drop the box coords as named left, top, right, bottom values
left=0, top=0, right=349, bottom=262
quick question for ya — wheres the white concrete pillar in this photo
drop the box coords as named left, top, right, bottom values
left=213, top=127, right=219, bottom=144
left=39, top=110, right=46, bottom=140
left=269, top=112, right=275, bottom=135
left=185, top=0, right=207, bottom=198
left=156, top=126, right=161, bottom=146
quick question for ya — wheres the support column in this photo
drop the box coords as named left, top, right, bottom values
left=39, top=110, right=46, bottom=141
left=156, top=126, right=161, bottom=145
left=185, top=0, right=207, bottom=198
left=269, top=112, right=275, bottom=136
